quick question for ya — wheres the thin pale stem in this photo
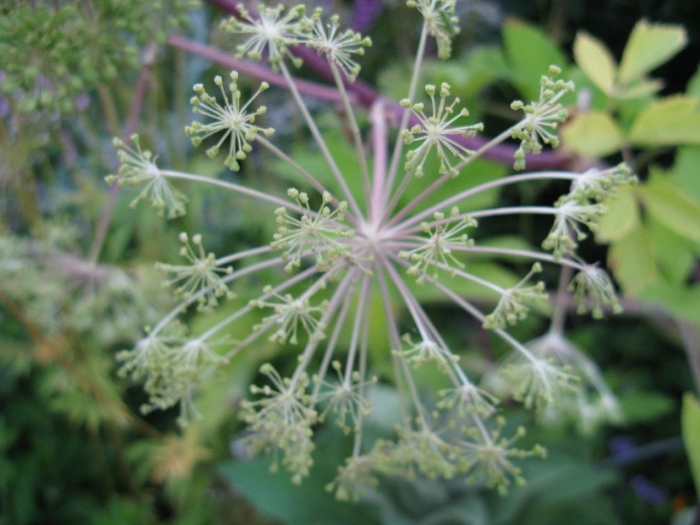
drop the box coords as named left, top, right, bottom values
left=312, top=279, right=358, bottom=398
left=344, top=274, right=372, bottom=386
left=369, top=101, right=388, bottom=227
left=353, top=292, right=371, bottom=457
left=377, top=254, right=430, bottom=428
left=375, top=259, right=420, bottom=424
left=392, top=255, right=539, bottom=364
left=387, top=170, right=578, bottom=234
left=288, top=268, right=360, bottom=389
left=469, top=206, right=557, bottom=220
left=279, top=61, right=364, bottom=221
left=216, top=245, right=274, bottom=267
left=152, top=254, right=291, bottom=336
left=161, top=169, right=299, bottom=210
left=549, top=264, right=573, bottom=335
left=255, top=135, right=329, bottom=199
left=330, top=62, right=371, bottom=213
left=385, top=22, right=428, bottom=197
left=449, top=245, right=586, bottom=271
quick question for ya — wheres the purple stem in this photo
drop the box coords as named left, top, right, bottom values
left=167, top=36, right=352, bottom=104
left=204, top=0, right=569, bottom=170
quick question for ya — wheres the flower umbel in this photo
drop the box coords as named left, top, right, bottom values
left=223, top=4, right=306, bottom=67
left=483, top=263, right=547, bottom=330
left=155, top=232, right=235, bottom=312
left=401, top=83, right=484, bottom=177
left=186, top=71, right=273, bottom=171
left=108, top=135, right=187, bottom=218
left=511, top=66, right=575, bottom=170
left=271, top=189, right=353, bottom=273
left=399, top=207, right=476, bottom=283
left=118, top=0, right=635, bottom=498
left=406, top=0, right=459, bottom=59
left=300, top=9, right=372, bottom=82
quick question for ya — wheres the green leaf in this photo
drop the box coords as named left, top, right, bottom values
left=573, top=32, right=616, bottom=95
left=688, top=65, right=700, bottom=97
left=638, top=283, right=700, bottom=324
left=682, top=393, right=700, bottom=498
left=670, top=146, right=700, bottom=203
left=596, top=185, right=639, bottom=242
left=561, top=111, right=622, bottom=157
left=503, top=18, right=568, bottom=101
left=618, top=20, right=687, bottom=85
left=628, top=96, right=700, bottom=146
left=638, top=174, right=700, bottom=241
left=618, top=78, right=663, bottom=99
left=219, top=432, right=379, bottom=525
left=608, top=223, right=658, bottom=296
left=618, top=391, right=675, bottom=423
left=647, top=214, right=695, bottom=285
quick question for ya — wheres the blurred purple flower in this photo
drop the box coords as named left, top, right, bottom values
left=351, top=0, right=382, bottom=32
left=632, top=475, right=668, bottom=505
left=610, top=435, right=636, bottom=460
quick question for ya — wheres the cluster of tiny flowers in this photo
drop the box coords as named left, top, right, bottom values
left=510, top=66, right=574, bottom=170
left=186, top=72, right=274, bottom=171
left=108, top=136, right=187, bottom=218
left=112, top=3, right=633, bottom=500
left=401, top=83, right=484, bottom=177
left=155, top=232, right=235, bottom=312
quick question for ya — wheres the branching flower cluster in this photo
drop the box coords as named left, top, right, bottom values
left=111, top=2, right=633, bottom=500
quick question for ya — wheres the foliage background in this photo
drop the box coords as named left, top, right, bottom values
left=1, top=0, right=700, bottom=524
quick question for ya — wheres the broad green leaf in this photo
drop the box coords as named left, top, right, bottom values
left=618, top=391, right=675, bottom=423
left=638, top=175, right=700, bottom=241
left=647, top=215, right=694, bottom=285
left=423, top=47, right=509, bottom=101
left=639, top=283, right=700, bottom=324
left=503, top=18, right=568, bottom=101
left=671, top=146, right=700, bottom=203
left=618, top=78, right=663, bottom=99
left=618, top=20, right=687, bottom=85
left=688, top=65, right=700, bottom=97
left=573, top=32, right=616, bottom=95
left=682, top=393, right=700, bottom=498
left=595, top=185, right=639, bottom=242
left=561, top=111, right=622, bottom=157
left=628, top=96, right=700, bottom=146
left=219, top=431, right=380, bottom=525
left=608, top=223, right=658, bottom=296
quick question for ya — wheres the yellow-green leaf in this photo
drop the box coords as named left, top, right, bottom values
left=596, top=185, right=639, bottom=242
left=638, top=175, right=700, bottom=241
left=562, top=111, right=623, bottom=158
left=608, top=223, right=658, bottom=296
left=682, top=393, right=700, bottom=499
left=573, top=32, right=616, bottom=95
left=628, top=96, right=700, bottom=146
left=618, top=20, right=687, bottom=85
left=647, top=215, right=694, bottom=285
left=618, top=78, right=663, bottom=99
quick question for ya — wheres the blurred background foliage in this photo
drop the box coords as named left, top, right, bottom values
left=1, top=0, right=700, bottom=524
